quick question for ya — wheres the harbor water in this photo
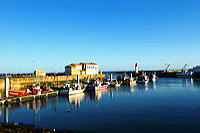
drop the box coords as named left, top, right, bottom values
left=1, top=78, right=200, bottom=132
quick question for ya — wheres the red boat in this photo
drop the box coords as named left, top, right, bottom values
left=97, top=84, right=108, bottom=90
left=86, top=83, right=108, bottom=91
left=9, top=90, right=30, bottom=97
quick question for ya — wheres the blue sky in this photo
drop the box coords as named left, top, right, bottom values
left=0, top=0, right=200, bottom=73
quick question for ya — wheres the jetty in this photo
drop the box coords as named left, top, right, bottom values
left=0, top=91, right=58, bottom=105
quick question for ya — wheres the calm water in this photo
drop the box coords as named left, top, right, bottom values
left=1, top=78, right=200, bottom=132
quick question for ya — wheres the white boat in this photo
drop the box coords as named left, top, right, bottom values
left=68, top=93, right=85, bottom=105
left=149, top=74, right=156, bottom=82
left=60, top=84, right=85, bottom=95
left=115, top=83, right=121, bottom=87
left=68, top=88, right=85, bottom=95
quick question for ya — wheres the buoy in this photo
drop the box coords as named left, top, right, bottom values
left=66, top=108, right=70, bottom=113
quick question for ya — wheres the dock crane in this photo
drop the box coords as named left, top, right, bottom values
left=164, top=63, right=170, bottom=72
left=181, top=63, right=189, bottom=72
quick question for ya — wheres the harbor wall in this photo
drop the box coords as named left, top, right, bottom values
left=0, top=74, right=104, bottom=91
left=0, top=79, right=4, bottom=91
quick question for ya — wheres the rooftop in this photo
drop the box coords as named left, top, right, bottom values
left=65, top=62, right=97, bottom=67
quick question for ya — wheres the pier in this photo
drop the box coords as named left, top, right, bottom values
left=103, top=70, right=183, bottom=78
left=0, top=91, right=58, bottom=105
left=0, top=73, right=105, bottom=106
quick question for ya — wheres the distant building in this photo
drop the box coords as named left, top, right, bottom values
left=34, top=70, right=46, bottom=77
left=65, top=62, right=99, bottom=76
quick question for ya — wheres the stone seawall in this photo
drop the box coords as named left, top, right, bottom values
left=0, top=79, right=4, bottom=91
left=0, top=74, right=104, bottom=91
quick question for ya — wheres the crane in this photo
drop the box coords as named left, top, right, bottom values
left=165, top=63, right=170, bottom=72
left=182, top=63, right=189, bottom=72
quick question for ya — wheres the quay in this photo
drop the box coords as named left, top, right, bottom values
left=103, top=70, right=179, bottom=77
left=0, top=63, right=104, bottom=106
left=0, top=74, right=104, bottom=91
left=0, top=91, right=58, bottom=105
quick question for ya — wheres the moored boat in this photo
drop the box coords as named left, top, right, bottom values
left=149, top=74, right=157, bottom=82
left=137, top=75, right=149, bottom=83
left=85, top=81, right=109, bottom=91
left=176, top=71, right=193, bottom=78
left=59, top=84, right=85, bottom=95
left=9, top=90, right=31, bottom=97
left=68, top=88, right=85, bottom=95
left=122, top=78, right=137, bottom=86
left=130, top=79, right=137, bottom=86
left=97, top=83, right=109, bottom=90
left=115, top=83, right=121, bottom=87
left=110, top=80, right=122, bottom=87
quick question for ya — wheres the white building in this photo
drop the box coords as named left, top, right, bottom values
left=65, top=62, right=99, bottom=76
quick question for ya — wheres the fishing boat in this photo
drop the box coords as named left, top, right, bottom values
left=123, top=78, right=137, bottom=86
left=137, top=75, right=149, bottom=83
left=149, top=74, right=157, bottom=82
left=9, top=90, right=31, bottom=97
left=68, top=88, right=85, bottom=95
left=59, top=84, right=85, bottom=95
left=85, top=82, right=109, bottom=91
left=176, top=71, right=193, bottom=78
left=115, top=83, right=121, bottom=87
left=176, top=64, right=193, bottom=78
left=130, top=78, right=137, bottom=86
left=68, top=93, right=85, bottom=105
left=110, top=80, right=122, bottom=87
left=96, top=82, right=109, bottom=90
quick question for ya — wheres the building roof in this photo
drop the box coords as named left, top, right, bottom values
left=66, top=62, right=97, bottom=67
left=80, top=62, right=97, bottom=65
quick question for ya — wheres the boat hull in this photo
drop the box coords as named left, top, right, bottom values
left=68, top=89, right=85, bottom=95
left=115, top=84, right=121, bottom=87
left=130, top=81, right=137, bottom=86
left=59, top=89, right=85, bottom=95
left=177, top=75, right=193, bottom=78
left=97, top=85, right=108, bottom=90
left=9, top=91, right=30, bottom=97
left=86, top=85, right=108, bottom=91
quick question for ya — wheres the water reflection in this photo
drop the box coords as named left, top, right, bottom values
left=85, top=89, right=108, bottom=102
left=179, top=78, right=200, bottom=88
left=68, top=93, right=85, bottom=108
left=181, top=78, right=194, bottom=88
left=133, top=82, right=157, bottom=91
left=1, top=78, right=200, bottom=131
left=148, top=82, right=157, bottom=90
left=193, top=79, right=200, bottom=87
left=0, top=97, right=54, bottom=123
left=0, top=83, right=159, bottom=124
left=2, top=78, right=199, bottom=124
